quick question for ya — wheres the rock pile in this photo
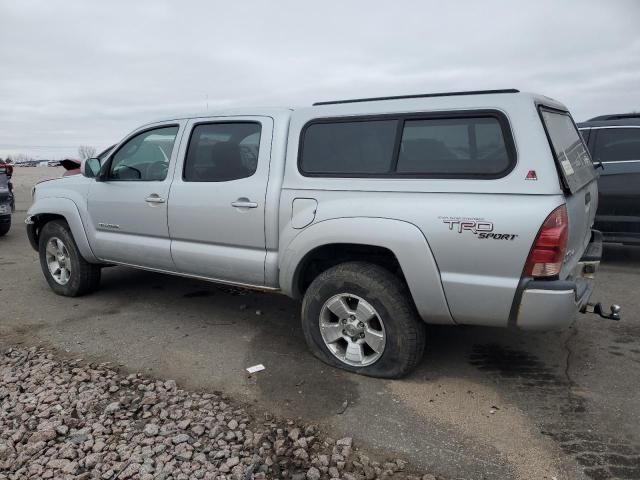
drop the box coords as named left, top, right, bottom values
left=0, top=347, right=439, bottom=479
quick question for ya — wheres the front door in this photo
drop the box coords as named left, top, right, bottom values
left=168, top=117, right=272, bottom=286
left=86, top=123, right=183, bottom=270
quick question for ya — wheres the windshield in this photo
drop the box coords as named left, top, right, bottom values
left=539, top=107, right=597, bottom=194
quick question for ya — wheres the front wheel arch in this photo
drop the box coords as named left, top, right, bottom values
left=27, top=197, right=99, bottom=263
left=28, top=213, right=66, bottom=250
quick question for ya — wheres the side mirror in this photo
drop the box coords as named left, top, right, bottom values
left=81, top=158, right=101, bottom=178
left=593, top=158, right=605, bottom=171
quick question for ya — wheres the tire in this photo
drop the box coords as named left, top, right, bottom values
left=38, top=220, right=101, bottom=296
left=301, top=261, right=426, bottom=378
left=0, top=216, right=10, bottom=236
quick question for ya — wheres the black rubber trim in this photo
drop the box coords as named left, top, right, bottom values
left=26, top=223, right=38, bottom=250
left=524, top=280, right=577, bottom=291
left=313, top=89, right=520, bottom=106
left=507, top=277, right=531, bottom=327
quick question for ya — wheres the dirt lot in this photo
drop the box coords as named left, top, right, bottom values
left=1, top=167, right=639, bottom=479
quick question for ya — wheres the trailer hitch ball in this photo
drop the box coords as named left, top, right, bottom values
left=609, top=304, right=622, bottom=320
left=585, top=302, right=621, bottom=321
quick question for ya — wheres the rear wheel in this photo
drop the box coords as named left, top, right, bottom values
left=38, top=220, right=101, bottom=296
left=301, top=261, right=426, bottom=378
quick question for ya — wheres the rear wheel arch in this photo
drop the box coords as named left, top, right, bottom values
left=293, top=243, right=406, bottom=299
left=280, top=217, right=454, bottom=325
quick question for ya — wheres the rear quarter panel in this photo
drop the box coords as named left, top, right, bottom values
left=279, top=190, right=564, bottom=326
left=279, top=93, right=569, bottom=327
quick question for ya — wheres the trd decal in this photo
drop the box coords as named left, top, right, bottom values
left=477, top=232, right=518, bottom=240
left=439, top=217, right=518, bottom=240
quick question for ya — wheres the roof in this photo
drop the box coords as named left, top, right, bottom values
left=312, top=89, right=520, bottom=106
left=141, top=90, right=570, bottom=126
left=144, top=107, right=293, bottom=126
left=578, top=117, right=640, bottom=128
left=588, top=113, right=640, bottom=121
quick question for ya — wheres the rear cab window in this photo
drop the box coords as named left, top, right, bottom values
left=539, top=106, right=597, bottom=193
left=183, top=122, right=262, bottom=182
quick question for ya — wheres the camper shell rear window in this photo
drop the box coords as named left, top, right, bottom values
left=539, top=106, right=597, bottom=194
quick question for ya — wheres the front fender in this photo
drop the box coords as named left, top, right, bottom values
left=279, top=217, right=454, bottom=325
left=27, top=197, right=99, bottom=263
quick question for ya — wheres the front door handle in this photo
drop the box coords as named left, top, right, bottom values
left=231, top=198, right=258, bottom=209
left=145, top=194, right=166, bottom=204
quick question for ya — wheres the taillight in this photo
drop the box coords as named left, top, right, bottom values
left=523, top=205, right=568, bottom=279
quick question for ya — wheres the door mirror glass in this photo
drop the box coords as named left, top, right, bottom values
left=81, top=157, right=101, bottom=178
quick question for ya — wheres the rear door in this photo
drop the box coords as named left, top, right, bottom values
left=590, top=127, right=640, bottom=236
left=167, top=117, right=273, bottom=286
left=539, top=107, right=598, bottom=275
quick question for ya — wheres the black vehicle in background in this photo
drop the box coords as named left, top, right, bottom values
left=578, top=114, right=640, bottom=245
left=0, top=172, right=11, bottom=236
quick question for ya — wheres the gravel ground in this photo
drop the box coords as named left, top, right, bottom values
left=0, top=347, right=438, bottom=480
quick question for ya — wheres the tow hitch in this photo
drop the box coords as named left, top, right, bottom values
left=583, top=302, right=621, bottom=321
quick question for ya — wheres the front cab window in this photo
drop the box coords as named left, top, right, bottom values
left=107, top=126, right=179, bottom=181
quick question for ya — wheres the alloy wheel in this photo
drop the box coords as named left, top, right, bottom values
left=319, top=293, right=386, bottom=367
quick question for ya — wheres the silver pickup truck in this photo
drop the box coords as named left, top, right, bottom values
left=26, top=89, right=616, bottom=378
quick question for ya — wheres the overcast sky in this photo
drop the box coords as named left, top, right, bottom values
left=1, top=0, right=639, bottom=159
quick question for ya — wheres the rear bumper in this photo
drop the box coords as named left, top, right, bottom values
left=0, top=213, right=10, bottom=224
left=515, top=230, right=601, bottom=331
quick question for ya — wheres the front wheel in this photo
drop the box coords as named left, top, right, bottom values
left=301, top=262, right=426, bottom=378
left=38, top=220, right=101, bottom=296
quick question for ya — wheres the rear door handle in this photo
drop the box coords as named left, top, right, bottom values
left=231, top=198, right=258, bottom=209
left=145, top=194, right=166, bottom=204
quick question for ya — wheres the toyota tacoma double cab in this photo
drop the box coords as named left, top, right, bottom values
left=26, top=89, right=615, bottom=378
